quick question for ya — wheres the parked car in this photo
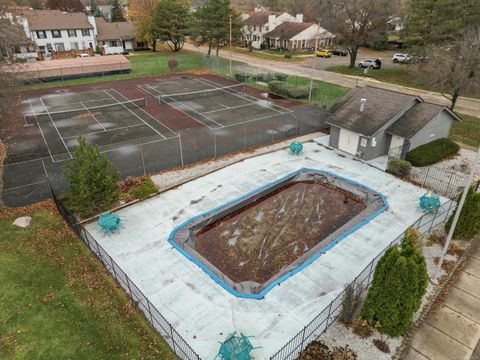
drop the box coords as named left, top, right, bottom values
left=78, top=53, right=89, bottom=58
left=315, top=49, right=332, bottom=58
left=358, top=58, right=382, bottom=69
left=392, top=53, right=410, bottom=63
left=332, top=49, right=348, bottom=56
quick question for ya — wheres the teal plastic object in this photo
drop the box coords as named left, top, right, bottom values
left=289, top=141, right=303, bottom=155
left=98, top=211, right=121, bottom=232
left=216, top=332, right=260, bottom=360
left=418, top=193, right=441, bottom=213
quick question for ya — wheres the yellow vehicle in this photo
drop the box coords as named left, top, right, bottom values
left=315, top=49, right=332, bottom=58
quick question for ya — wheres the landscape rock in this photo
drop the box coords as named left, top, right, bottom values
left=13, top=216, right=32, bottom=228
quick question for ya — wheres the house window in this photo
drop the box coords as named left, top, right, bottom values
left=51, top=30, right=61, bottom=38
left=36, top=30, right=46, bottom=39
left=265, top=26, right=269, bottom=31
left=54, top=43, right=65, bottom=51
left=360, top=138, right=367, bottom=147
left=81, top=41, right=86, bottom=49
left=68, top=29, right=76, bottom=37
left=38, top=45, right=45, bottom=53
left=46, top=43, right=53, bottom=52
left=108, top=40, right=119, bottom=47
left=70, top=42, right=79, bottom=50
left=82, top=29, right=90, bottom=36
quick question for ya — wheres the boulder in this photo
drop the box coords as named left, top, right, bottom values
left=13, top=216, right=32, bottom=228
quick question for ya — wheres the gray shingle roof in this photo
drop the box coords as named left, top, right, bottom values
left=327, top=86, right=418, bottom=137
left=26, top=10, right=93, bottom=31
left=95, top=17, right=134, bottom=41
left=244, top=12, right=269, bottom=26
left=264, top=22, right=314, bottom=40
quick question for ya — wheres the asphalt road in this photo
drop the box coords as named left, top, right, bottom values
left=183, top=43, right=480, bottom=118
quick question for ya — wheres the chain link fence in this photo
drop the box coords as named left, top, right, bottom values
left=269, top=199, right=456, bottom=360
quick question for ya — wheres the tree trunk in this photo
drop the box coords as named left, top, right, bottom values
left=207, top=39, right=212, bottom=56
left=152, top=39, right=156, bottom=52
left=450, top=89, right=460, bottom=111
left=349, top=45, right=359, bottom=68
left=215, top=39, right=220, bottom=57
left=248, top=41, right=253, bottom=52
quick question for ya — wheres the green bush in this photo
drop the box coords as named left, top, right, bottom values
left=234, top=73, right=249, bottom=82
left=63, top=137, right=120, bottom=217
left=445, top=187, right=480, bottom=240
left=262, top=72, right=275, bottom=82
left=387, top=159, right=412, bottom=177
left=251, top=73, right=265, bottom=82
left=406, top=138, right=460, bottom=166
left=361, top=228, right=428, bottom=337
left=274, top=73, right=289, bottom=81
left=131, top=178, right=158, bottom=200
left=268, top=80, right=285, bottom=94
left=284, top=53, right=292, bottom=59
left=95, top=45, right=102, bottom=54
left=284, top=86, right=309, bottom=99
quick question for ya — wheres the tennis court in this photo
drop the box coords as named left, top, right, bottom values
left=139, top=77, right=295, bottom=129
left=24, top=88, right=177, bottom=162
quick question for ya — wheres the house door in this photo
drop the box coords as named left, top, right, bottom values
left=338, top=128, right=359, bottom=155
left=389, top=135, right=405, bottom=157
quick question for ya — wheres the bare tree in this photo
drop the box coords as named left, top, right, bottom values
left=320, top=0, right=393, bottom=68
left=420, top=28, right=480, bottom=110
left=243, top=24, right=255, bottom=52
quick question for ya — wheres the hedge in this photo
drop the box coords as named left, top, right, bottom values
left=234, top=73, right=249, bottom=82
left=274, top=73, right=289, bottom=81
left=445, top=187, right=480, bottom=240
left=387, top=159, right=412, bottom=177
left=406, top=138, right=460, bottom=167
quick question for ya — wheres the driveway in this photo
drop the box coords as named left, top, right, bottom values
left=301, top=48, right=399, bottom=70
left=183, top=43, right=480, bottom=118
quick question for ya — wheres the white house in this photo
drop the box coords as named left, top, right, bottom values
left=264, top=22, right=335, bottom=50
left=0, top=18, right=37, bottom=61
left=242, top=10, right=302, bottom=49
left=95, top=17, right=147, bottom=55
left=21, top=10, right=96, bottom=56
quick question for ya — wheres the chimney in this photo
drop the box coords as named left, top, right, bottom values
left=360, top=98, right=366, bottom=113
left=296, top=14, right=304, bottom=22
left=268, top=14, right=275, bottom=24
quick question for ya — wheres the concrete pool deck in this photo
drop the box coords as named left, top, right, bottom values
left=84, top=141, right=439, bottom=359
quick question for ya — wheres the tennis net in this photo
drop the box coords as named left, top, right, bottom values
left=158, top=84, right=245, bottom=104
left=24, top=98, right=147, bottom=125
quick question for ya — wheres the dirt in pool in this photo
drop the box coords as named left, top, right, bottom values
left=194, top=180, right=366, bottom=284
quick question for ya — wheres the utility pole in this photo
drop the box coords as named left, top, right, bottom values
left=308, top=34, right=319, bottom=102
left=432, top=146, right=480, bottom=282
left=229, top=15, right=232, bottom=78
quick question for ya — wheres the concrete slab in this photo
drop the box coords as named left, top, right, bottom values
left=464, top=257, right=480, bottom=278
left=405, top=347, right=429, bottom=360
left=455, top=271, right=480, bottom=299
left=411, top=323, right=472, bottom=360
left=427, top=306, right=480, bottom=349
left=445, top=287, right=480, bottom=325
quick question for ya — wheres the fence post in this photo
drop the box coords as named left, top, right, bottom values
left=139, top=139, right=146, bottom=176
left=447, top=171, right=454, bottom=198
left=244, top=124, right=247, bottom=150
left=146, top=299, right=154, bottom=324
left=125, top=275, right=134, bottom=299
left=213, top=128, right=217, bottom=158
left=428, top=205, right=440, bottom=233
left=299, top=327, right=307, bottom=352
left=170, top=324, right=177, bottom=354
left=423, top=166, right=430, bottom=187
left=178, top=132, right=184, bottom=167
left=365, top=260, right=375, bottom=287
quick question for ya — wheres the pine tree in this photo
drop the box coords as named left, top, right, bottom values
left=361, top=228, right=428, bottom=337
left=63, top=137, right=120, bottom=217
left=445, top=187, right=480, bottom=240
left=110, top=0, right=126, bottom=22
left=89, top=0, right=103, bottom=17
left=153, top=0, right=190, bottom=52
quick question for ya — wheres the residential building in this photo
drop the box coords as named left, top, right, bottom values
left=264, top=22, right=335, bottom=50
left=21, top=10, right=95, bottom=56
left=326, top=86, right=461, bottom=160
left=242, top=10, right=301, bottom=49
left=94, top=17, right=147, bottom=54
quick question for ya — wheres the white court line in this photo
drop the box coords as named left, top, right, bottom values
left=62, top=123, right=145, bottom=140
left=81, top=102, right=107, bottom=132
left=39, top=97, right=73, bottom=160
left=202, top=102, right=257, bottom=114
left=45, top=97, right=114, bottom=109
left=102, top=89, right=166, bottom=139
left=28, top=99, right=55, bottom=163
left=141, top=84, right=223, bottom=129
left=195, top=78, right=291, bottom=115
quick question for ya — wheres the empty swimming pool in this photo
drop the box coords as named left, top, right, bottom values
left=168, top=168, right=388, bottom=299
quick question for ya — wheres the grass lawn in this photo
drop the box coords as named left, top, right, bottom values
left=0, top=203, right=177, bottom=360
left=450, top=114, right=480, bottom=147
left=326, top=65, right=480, bottom=99
left=406, top=138, right=460, bottom=166
left=262, top=49, right=315, bottom=56
left=25, top=50, right=205, bottom=90
left=225, top=47, right=305, bottom=62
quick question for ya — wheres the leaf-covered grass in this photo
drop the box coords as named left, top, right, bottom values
left=0, top=204, right=177, bottom=360
left=224, top=47, right=306, bottom=62
left=449, top=114, right=480, bottom=147
left=406, top=138, right=460, bottom=166
left=131, top=178, right=158, bottom=200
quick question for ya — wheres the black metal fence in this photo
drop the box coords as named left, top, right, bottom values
left=51, top=189, right=201, bottom=360
left=388, top=145, right=467, bottom=199
left=269, top=199, right=455, bottom=360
